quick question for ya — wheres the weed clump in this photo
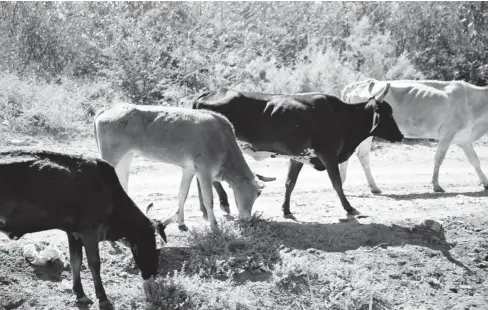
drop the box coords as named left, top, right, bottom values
left=183, top=214, right=281, bottom=279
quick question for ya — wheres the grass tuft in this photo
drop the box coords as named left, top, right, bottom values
left=183, top=214, right=281, bottom=279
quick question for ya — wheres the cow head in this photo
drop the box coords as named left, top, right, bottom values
left=146, top=203, right=168, bottom=244
left=232, top=173, right=274, bottom=221
left=126, top=203, right=167, bottom=280
left=366, top=82, right=404, bottom=143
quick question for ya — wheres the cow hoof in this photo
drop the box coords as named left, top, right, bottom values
left=283, top=213, right=297, bottom=221
left=347, top=209, right=361, bottom=216
left=371, top=188, right=382, bottom=194
left=76, top=296, right=94, bottom=305
left=99, top=300, right=115, bottom=310
left=433, top=186, right=445, bottom=193
left=178, top=224, right=188, bottom=232
left=220, top=203, right=230, bottom=214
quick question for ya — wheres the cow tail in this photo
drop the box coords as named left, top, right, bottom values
left=93, top=107, right=109, bottom=151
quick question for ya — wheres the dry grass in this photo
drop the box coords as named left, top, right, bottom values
left=0, top=73, right=118, bottom=137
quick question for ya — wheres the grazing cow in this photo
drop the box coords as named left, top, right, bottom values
left=193, top=83, right=404, bottom=219
left=340, top=78, right=488, bottom=193
left=94, top=104, right=271, bottom=231
left=0, top=150, right=167, bottom=310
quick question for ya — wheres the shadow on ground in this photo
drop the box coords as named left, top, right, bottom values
left=32, top=259, right=68, bottom=282
left=383, top=190, right=488, bottom=201
left=157, top=246, right=191, bottom=277
left=267, top=219, right=448, bottom=252
left=266, top=218, right=472, bottom=273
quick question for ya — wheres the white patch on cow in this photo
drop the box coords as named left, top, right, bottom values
left=237, top=141, right=318, bottom=167
left=237, top=141, right=275, bottom=161
left=290, top=148, right=317, bottom=165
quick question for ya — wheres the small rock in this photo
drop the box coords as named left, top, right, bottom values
left=449, top=287, right=458, bottom=293
left=8, top=139, right=30, bottom=146
left=423, top=219, right=443, bottom=232
left=478, top=263, right=488, bottom=269
left=306, top=248, right=319, bottom=254
left=484, top=255, right=488, bottom=262
left=459, top=285, right=472, bottom=290
left=474, top=228, right=482, bottom=232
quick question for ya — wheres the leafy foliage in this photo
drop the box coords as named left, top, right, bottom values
left=0, top=2, right=486, bottom=134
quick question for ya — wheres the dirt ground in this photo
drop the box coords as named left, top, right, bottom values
left=1, top=133, right=488, bottom=309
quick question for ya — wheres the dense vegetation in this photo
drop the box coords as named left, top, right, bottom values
left=1, top=1, right=488, bottom=135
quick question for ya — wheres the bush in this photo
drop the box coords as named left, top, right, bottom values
left=0, top=73, right=119, bottom=136
left=182, top=215, right=281, bottom=279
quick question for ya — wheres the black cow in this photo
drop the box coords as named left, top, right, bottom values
left=0, top=150, right=167, bottom=310
left=193, top=83, right=404, bottom=219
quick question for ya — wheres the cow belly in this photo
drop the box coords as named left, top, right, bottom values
left=238, top=141, right=319, bottom=167
left=396, top=116, right=444, bottom=139
left=0, top=203, right=69, bottom=239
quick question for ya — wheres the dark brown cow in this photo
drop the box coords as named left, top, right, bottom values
left=0, top=150, right=166, bottom=310
left=193, top=82, right=404, bottom=219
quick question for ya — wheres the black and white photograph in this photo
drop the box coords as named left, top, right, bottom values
left=1, top=1, right=487, bottom=309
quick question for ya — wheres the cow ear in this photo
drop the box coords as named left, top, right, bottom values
left=371, top=112, right=380, bottom=133
left=157, top=222, right=167, bottom=243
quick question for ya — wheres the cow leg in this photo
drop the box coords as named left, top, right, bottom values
left=114, top=151, right=134, bottom=192
left=339, top=160, right=349, bottom=185
left=176, top=169, right=194, bottom=232
left=197, top=171, right=219, bottom=231
left=282, top=159, right=303, bottom=219
left=460, top=143, right=488, bottom=189
left=317, top=153, right=359, bottom=216
left=197, top=179, right=207, bottom=219
left=82, top=232, right=113, bottom=310
left=67, top=233, right=92, bottom=306
left=356, top=137, right=382, bottom=194
left=197, top=181, right=230, bottom=220
left=213, top=182, right=230, bottom=214
left=432, top=137, right=454, bottom=192
left=97, top=140, right=133, bottom=192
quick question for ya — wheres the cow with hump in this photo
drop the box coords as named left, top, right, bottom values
left=340, top=79, right=488, bottom=193
left=94, top=104, right=272, bottom=232
left=0, top=150, right=167, bottom=310
left=193, top=82, right=404, bottom=220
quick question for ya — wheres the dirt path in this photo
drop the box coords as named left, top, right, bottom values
left=1, top=135, right=488, bottom=309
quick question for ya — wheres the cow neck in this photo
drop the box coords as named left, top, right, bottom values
left=339, top=100, right=374, bottom=157
left=111, top=196, right=155, bottom=245
left=221, top=146, right=256, bottom=192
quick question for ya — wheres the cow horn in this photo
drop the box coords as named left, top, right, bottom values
left=155, top=220, right=167, bottom=243
left=162, top=214, right=176, bottom=227
left=256, top=173, right=276, bottom=182
left=146, top=203, right=154, bottom=216
left=375, top=82, right=390, bottom=102
left=368, top=80, right=375, bottom=94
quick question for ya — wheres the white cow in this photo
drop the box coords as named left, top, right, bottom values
left=340, top=79, right=488, bottom=193
left=94, top=103, right=269, bottom=231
